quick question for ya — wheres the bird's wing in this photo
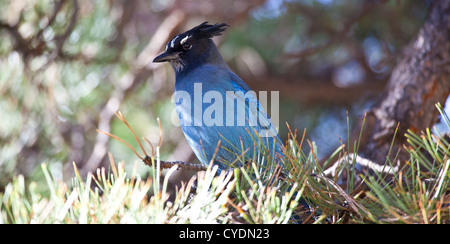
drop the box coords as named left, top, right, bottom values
left=226, top=72, right=284, bottom=148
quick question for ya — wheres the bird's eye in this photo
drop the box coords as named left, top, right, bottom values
left=182, top=42, right=192, bottom=50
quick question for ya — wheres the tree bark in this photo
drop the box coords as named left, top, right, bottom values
left=326, top=1, right=450, bottom=177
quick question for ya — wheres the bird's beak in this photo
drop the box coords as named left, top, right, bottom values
left=153, top=51, right=182, bottom=63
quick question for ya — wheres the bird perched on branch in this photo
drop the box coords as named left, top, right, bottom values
left=153, top=22, right=284, bottom=174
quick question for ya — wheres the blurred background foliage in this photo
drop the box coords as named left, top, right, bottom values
left=0, top=0, right=443, bottom=189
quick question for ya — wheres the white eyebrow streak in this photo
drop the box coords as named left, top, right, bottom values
left=170, top=35, right=179, bottom=48
left=180, top=35, right=190, bottom=45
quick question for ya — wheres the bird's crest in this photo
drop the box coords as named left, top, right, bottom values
left=167, top=22, right=229, bottom=50
left=185, top=22, right=229, bottom=39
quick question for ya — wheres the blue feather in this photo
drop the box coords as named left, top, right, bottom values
left=152, top=22, right=314, bottom=223
left=154, top=23, right=284, bottom=173
left=175, top=64, right=283, bottom=173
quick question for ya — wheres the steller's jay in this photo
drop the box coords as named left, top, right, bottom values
left=153, top=22, right=284, bottom=174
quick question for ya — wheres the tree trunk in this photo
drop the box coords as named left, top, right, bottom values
left=325, top=1, right=450, bottom=178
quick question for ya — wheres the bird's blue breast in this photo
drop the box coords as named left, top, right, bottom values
left=174, top=64, right=283, bottom=173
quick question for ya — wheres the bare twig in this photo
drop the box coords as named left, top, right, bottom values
left=115, top=111, right=148, bottom=157
left=97, top=111, right=206, bottom=172
left=142, top=156, right=206, bottom=171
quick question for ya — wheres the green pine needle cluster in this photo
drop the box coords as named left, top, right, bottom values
left=1, top=104, right=449, bottom=224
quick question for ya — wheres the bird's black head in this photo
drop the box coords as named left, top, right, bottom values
left=153, top=22, right=229, bottom=73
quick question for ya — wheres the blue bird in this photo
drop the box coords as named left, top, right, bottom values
left=153, top=22, right=284, bottom=174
